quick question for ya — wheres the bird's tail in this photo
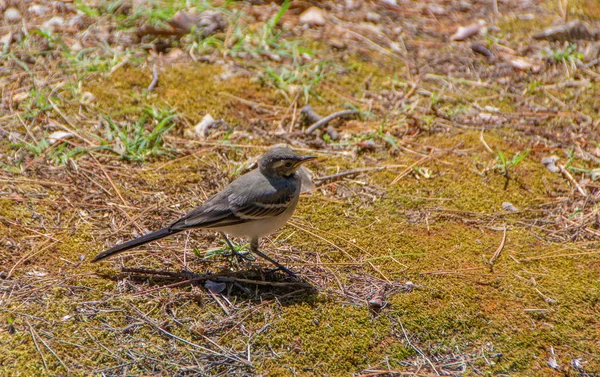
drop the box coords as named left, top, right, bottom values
left=92, top=227, right=179, bottom=262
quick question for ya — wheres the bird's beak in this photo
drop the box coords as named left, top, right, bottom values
left=296, top=156, right=317, bottom=165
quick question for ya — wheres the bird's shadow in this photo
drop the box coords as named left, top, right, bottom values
left=108, top=266, right=317, bottom=305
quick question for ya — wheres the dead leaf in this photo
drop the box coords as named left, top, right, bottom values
left=450, top=20, right=486, bottom=41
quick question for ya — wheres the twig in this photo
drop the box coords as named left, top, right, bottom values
left=47, top=97, right=94, bottom=146
left=391, top=156, right=430, bottom=184
left=27, top=321, right=49, bottom=372
left=487, top=225, right=507, bottom=272
left=131, top=305, right=252, bottom=366
left=217, top=276, right=312, bottom=289
left=7, top=240, right=60, bottom=278
left=398, top=320, right=440, bottom=376
left=29, top=322, right=69, bottom=372
left=557, top=163, right=588, bottom=197
left=90, top=154, right=129, bottom=206
left=480, top=128, right=494, bottom=155
left=120, top=268, right=312, bottom=295
left=148, top=63, right=159, bottom=91
left=305, top=109, right=359, bottom=134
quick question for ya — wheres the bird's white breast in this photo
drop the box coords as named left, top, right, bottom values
left=215, top=195, right=300, bottom=239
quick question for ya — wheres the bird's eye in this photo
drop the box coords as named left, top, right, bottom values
left=284, top=161, right=293, bottom=168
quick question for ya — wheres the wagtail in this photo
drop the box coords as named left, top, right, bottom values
left=92, top=146, right=316, bottom=276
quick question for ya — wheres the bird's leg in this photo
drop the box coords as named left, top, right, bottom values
left=250, top=237, right=296, bottom=278
left=220, top=232, right=255, bottom=262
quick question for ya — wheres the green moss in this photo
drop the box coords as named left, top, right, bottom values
left=254, top=302, right=391, bottom=376
left=85, top=63, right=275, bottom=125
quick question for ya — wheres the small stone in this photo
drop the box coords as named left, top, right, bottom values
left=67, top=15, right=86, bottom=30
left=12, top=92, right=29, bottom=103
left=428, top=4, right=445, bottom=15
left=41, top=16, right=64, bottom=32
left=70, top=40, right=83, bottom=52
left=48, top=131, right=74, bottom=144
left=541, top=156, right=560, bottom=173
left=502, top=202, right=518, bottom=212
left=326, top=125, right=339, bottom=141
left=1, top=32, right=12, bottom=46
left=193, top=114, right=216, bottom=138
left=80, top=92, right=95, bottom=105
left=357, top=139, right=377, bottom=152
left=4, top=8, right=21, bottom=23
left=204, top=280, right=226, bottom=294
left=299, top=6, right=326, bottom=27
left=28, top=4, right=49, bottom=17
left=368, top=298, right=383, bottom=310
left=365, top=12, right=381, bottom=23
left=450, top=20, right=486, bottom=41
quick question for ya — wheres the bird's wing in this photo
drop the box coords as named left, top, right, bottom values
left=170, top=173, right=298, bottom=231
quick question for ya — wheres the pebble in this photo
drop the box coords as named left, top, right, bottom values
left=299, top=7, right=326, bottom=27
left=41, top=16, right=64, bottom=32
left=4, top=8, right=21, bottom=24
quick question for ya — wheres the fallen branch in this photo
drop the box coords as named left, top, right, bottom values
left=119, top=268, right=312, bottom=295
left=557, top=163, right=588, bottom=197
left=304, top=104, right=359, bottom=134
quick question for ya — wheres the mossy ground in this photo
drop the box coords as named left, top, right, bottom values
left=2, top=0, right=600, bottom=376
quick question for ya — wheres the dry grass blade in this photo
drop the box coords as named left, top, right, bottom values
left=487, top=225, right=507, bottom=272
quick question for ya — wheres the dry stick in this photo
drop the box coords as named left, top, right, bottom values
left=391, top=155, right=430, bottom=184
left=27, top=321, right=49, bottom=372
left=130, top=305, right=251, bottom=366
left=218, top=276, right=312, bottom=289
left=480, top=128, right=495, bottom=155
left=90, top=154, right=129, bottom=206
left=557, top=163, right=588, bottom=197
left=47, top=97, right=94, bottom=146
left=487, top=225, right=507, bottom=272
left=398, top=320, right=440, bottom=376
left=123, top=268, right=311, bottom=289
left=305, top=109, right=358, bottom=134
left=29, top=321, right=69, bottom=372
left=7, top=240, right=60, bottom=278
left=147, top=63, right=159, bottom=91
left=15, top=112, right=38, bottom=144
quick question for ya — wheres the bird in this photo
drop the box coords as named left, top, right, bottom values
left=92, top=146, right=316, bottom=276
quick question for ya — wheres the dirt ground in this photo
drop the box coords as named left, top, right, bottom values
left=1, top=0, right=600, bottom=376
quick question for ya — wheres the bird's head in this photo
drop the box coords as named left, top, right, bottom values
left=259, top=146, right=316, bottom=178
